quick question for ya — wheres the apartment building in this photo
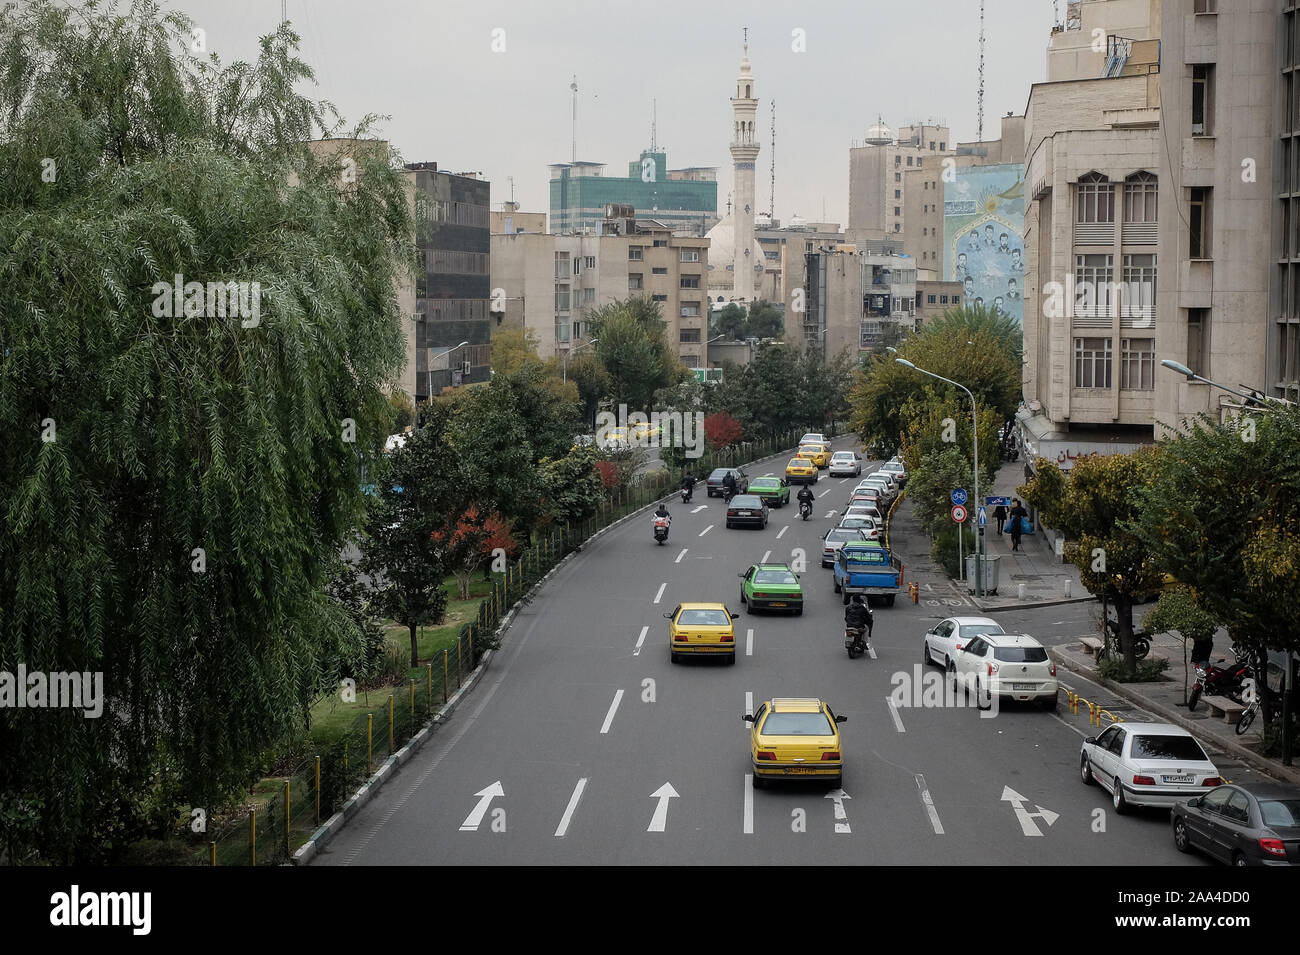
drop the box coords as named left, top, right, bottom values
left=803, top=249, right=917, bottom=360
left=847, top=121, right=952, bottom=247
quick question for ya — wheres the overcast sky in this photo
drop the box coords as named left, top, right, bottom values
left=167, top=0, right=1058, bottom=225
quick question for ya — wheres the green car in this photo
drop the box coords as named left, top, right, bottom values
left=739, top=563, right=804, bottom=615
left=747, top=476, right=790, bottom=508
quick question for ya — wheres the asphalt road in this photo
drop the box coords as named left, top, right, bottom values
left=316, top=443, right=1210, bottom=866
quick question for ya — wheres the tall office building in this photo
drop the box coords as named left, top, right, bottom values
left=549, top=153, right=718, bottom=236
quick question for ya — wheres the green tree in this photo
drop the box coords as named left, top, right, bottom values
left=925, top=302, right=1024, bottom=362
left=490, top=325, right=543, bottom=377
left=499, top=362, right=582, bottom=463
left=539, top=447, right=606, bottom=527
left=747, top=299, right=785, bottom=340
left=744, top=343, right=800, bottom=434
left=712, top=302, right=748, bottom=340
left=586, top=297, right=683, bottom=411
left=795, top=350, right=855, bottom=435
left=1142, top=588, right=1222, bottom=702
left=386, top=390, right=416, bottom=434
left=0, top=2, right=409, bottom=861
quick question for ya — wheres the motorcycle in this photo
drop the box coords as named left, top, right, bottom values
left=680, top=485, right=692, bottom=504
left=844, top=625, right=871, bottom=659
left=652, top=515, right=670, bottom=545
left=1187, top=649, right=1251, bottom=711
left=1096, top=619, right=1151, bottom=662
left=799, top=499, right=813, bottom=521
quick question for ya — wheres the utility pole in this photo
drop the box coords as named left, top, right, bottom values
left=977, top=0, right=986, bottom=142
left=769, top=100, right=776, bottom=220
left=570, top=76, right=578, bottom=164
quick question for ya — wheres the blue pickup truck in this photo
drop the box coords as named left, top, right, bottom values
left=832, top=541, right=903, bottom=607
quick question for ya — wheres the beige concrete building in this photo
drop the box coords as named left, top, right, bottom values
left=490, top=201, right=546, bottom=236
left=916, top=280, right=966, bottom=325
left=847, top=121, right=952, bottom=247
left=803, top=249, right=917, bottom=361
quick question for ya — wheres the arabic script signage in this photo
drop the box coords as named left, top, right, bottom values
left=1033, top=439, right=1149, bottom=471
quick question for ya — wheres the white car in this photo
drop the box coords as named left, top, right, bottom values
left=1081, top=722, right=1223, bottom=813
left=821, top=527, right=869, bottom=567
left=953, top=632, right=1058, bottom=709
left=922, top=616, right=1005, bottom=670
left=800, top=433, right=827, bottom=446
left=880, top=460, right=907, bottom=486
left=844, top=503, right=884, bottom=523
left=828, top=451, right=861, bottom=477
left=860, top=478, right=893, bottom=501
left=867, top=470, right=899, bottom=494
left=840, top=512, right=881, bottom=539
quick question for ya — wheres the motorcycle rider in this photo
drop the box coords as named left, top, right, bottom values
left=722, top=470, right=738, bottom=502
left=844, top=594, right=873, bottom=647
left=653, top=501, right=671, bottom=523
left=680, top=471, right=697, bottom=502
left=796, top=483, right=815, bottom=515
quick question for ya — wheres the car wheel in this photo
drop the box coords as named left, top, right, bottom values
left=1041, top=692, right=1058, bottom=711
left=670, top=650, right=679, bottom=664
left=828, top=775, right=842, bottom=790
left=842, top=589, right=849, bottom=606
left=976, top=678, right=991, bottom=711
left=752, top=773, right=766, bottom=790
left=923, top=641, right=933, bottom=665
left=794, top=606, right=803, bottom=616
left=1080, top=755, right=1095, bottom=786
left=885, top=594, right=896, bottom=607
left=1187, top=685, right=1202, bottom=711
left=1172, top=817, right=1190, bottom=853
left=1232, top=852, right=1249, bottom=867
left=833, top=577, right=841, bottom=594
left=1113, top=778, right=1129, bottom=815
left=725, top=521, right=733, bottom=529
left=727, top=653, right=736, bottom=666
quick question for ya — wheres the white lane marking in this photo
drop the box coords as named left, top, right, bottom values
left=647, top=782, right=679, bottom=832
left=675, top=548, right=688, bottom=563
left=885, top=698, right=905, bottom=732
left=1001, top=786, right=1059, bottom=837
left=867, top=643, right=878, bottom=660
left=776, top=525, right=788, bottom=539
left=763, top=472, right=773, bottom=477
left=691, top=504, right=707, bottom=513
left=826, top=789, right=852, bottom=834
left=599, top=689, right=624, bottom=734
left=745, top=690, right=753, bottom=720
left=746, top=628, right=754, bottom=657
left=699, top=524, right=714, bottom=537
left=1050, top=711, right=1088, bottom=738
left=459, top=781, right=504, bottom=831
left=915, top=774, right=945, bottom=835
left=633, top=625, right=649, bottom=656
left=761, top=549, right=771, bottom=564
left=819, top=487, right=832, bottom=497
left=743, top=775, right=754, bottom=834
left=554, top=778, right=588, bottom=837
left=653, top=582, right=667, bottom=604
left=824, top=510, right=835, bottom=518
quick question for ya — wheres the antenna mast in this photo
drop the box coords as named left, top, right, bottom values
left=651, top=99, right=657, bottom=151
left=977, top=0, right=986, bottom=142
left=570, top=76, right=578, bottom=163
left=769, top=99, right=776, bottom=220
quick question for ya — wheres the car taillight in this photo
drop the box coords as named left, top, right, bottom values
left=1259, top=838, right=1287, bottom=858
left=1132, top=775, right=1156, bottom=786
left=986, top=662, right=999, bottom=676
left=821, top=751, right=840, bottom=761
left=955, top=643, right=963, bottom=651
left=756, top=751, right=776, bottom=761
left=721, top=634, right=734, bottom=642
left=753, top=592, right=767, bottom=598
left=1203, top=777, right=1222, bottom=786
left=673, top=634, right=687, bottom=642
left=1049, top=663, right=1057, bottom=676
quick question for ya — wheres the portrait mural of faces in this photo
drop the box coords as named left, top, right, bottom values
left=944, top=163, right=1025, bottom=325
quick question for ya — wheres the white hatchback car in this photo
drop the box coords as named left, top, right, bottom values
left=923, top=616, right=1005, bottom=670
left=828, top=451, right=862, bottom=477
left=953, top=632, right=1059, bottom=709
left=1081, top=722, right=1222, bottom=813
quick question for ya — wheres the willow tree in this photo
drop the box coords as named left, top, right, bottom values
left=0, top=1, right=411, bottom=861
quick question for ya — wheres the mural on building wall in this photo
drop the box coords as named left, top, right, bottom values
left=944, top=164, right=1025, bottom=325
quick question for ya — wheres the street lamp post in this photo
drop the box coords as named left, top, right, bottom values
left=427, top=340, right=469, bottom=399
left=562, top=338, right=598, bottom=384
left=896, top=358, right=984, bottom=598
left=1160, top=359, right=1296, bottom=409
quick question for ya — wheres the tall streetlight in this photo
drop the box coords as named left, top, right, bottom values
left=896, top=358, right=984, bottom=597
left=428, top=340, right=469, bottom=398
left=1160, top=359, right=1296, bottom=409
left=562, top=338, right=598, bottom=384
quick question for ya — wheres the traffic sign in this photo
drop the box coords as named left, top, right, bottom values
left=978, top=506, right=987, bottom=527
left=950, top=504, right=968, bottom=523
left=985, top=495, right=1011, bottom=507
left=950, top=488, right=968, bottom=506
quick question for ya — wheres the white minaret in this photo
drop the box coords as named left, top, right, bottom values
left=730, top=31, right=759, bottom=303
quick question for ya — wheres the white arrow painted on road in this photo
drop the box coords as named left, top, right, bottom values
left=824, top=511, right=835, bottom=518
left=1000, top=786, right=1059, bottom=837
left=459, top=781, right=504, bottom=831
left=691, top=504, right=707, bottom=513
left=647, top=783, right=679, bottom=832
left=825, top=788, right=852, bottom=833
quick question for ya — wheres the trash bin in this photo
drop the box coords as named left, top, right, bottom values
left=965, top=553, right=1001, bottom=595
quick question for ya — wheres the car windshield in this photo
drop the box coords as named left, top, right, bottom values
left=826, top=531, right=863, bottom=543
left=993, top=646, right=1047, bottom=662
left=761, top=712, right=833, bottom=736
left=754, top=570, right=797, bottom=585
left=751, top=479, right=777, bottom=488
left=1259, top=799, right=1300, bottom=827
left=677, top=609, right=730, bottom=627
left=832, top=453, right=854, bottom=460
left=1130, top=735, right=1210, bottom=761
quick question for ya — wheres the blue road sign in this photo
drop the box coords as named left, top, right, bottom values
left=978, top=506, right=988, bottom=527
left=985, top=495, right=1011, bottom=507
left=950, top=488, right=968, bottom=506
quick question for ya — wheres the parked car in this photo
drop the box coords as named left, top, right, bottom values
left=1172, top=782, right=1300, bottom=866
left=739, top=563, right=804, bottom=615
left=880, top=460, right=907, bottom=486
left=867, top=470, right=899, bottom=494
left=836, top=515, right=878, bottom=535
left=953, top=632, right=1058, bottom=709
left=848, top=490, right=884, bottom=509
left=828, top=451, right=862, bottom=477
left=725, top=493, right=769, bottom=529
left=840, top=510, right=881, bottom=540
left=1081, top=722, right=1222, bottom=813
left=706, top=467, right=748, bottom=497
left=922, top=616, right=1005, bottom=670
left=745, top=697, right=847, bottom=789
left=821, top=527, right=869, bottom=567
left=747, top=476, right=790, bottom=508
left=666, top=602, right=739, bottom=664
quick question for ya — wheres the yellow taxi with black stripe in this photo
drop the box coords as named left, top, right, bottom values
left=785, top=455, right=819, bottom=485
left=665, top=602, right=739, bottom=664
left=797, top=443, right=832, bottom=468
left=745, top=698, right=847, bottom=788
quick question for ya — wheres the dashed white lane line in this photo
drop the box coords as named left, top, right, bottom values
left=745, top=690, right=753, bottom=721
left=554, top=778, right=588, bottom=837
left=819, top=487, right=832, bottom=497
left=599, top=689, right=624, bottom=735
left=763, top=472, right=773, bottom=477
left=653, top=582, right=667, bottom=604
left=675, top=548, right=688, bottom=563
left=776, top=526, right=788, bottom=539
left=916, top=774, right=945, bottom=835
left=691, top=504, right=707, bottom=513
left=867, top=643, right=878, bottom=660
left=885, top=697, right=905, bottom=732
left=633, top=625, right=649, bottom=656
left=699, top=524, right=714, bottom=537
left=746, top=628, right=754, bottom=656
left=761, top=549, right=771, bottom=564
left=824, top=510, right=836, bottom=518
left=743, top=775, right=754, bottom=834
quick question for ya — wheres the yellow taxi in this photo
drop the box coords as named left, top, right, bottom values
left=665, top=602, right=739, bottom=664
left=785, top=456, right=819, bottom=485
left=599, top=427, right=630, bottom=449
left=798, top=443, right=832, bottom=468
left=745, top=698, right=847, bottom=789
left=631, top=422, right=661, bottom=441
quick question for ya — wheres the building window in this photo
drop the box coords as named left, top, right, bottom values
left=894, top=224, right=901, bottom=233
left=1194, top=0, right=1215, bottom=10
left=652, top=267, right=668, bottom=275
left=555, top=289, right=571, bottom=311
left=556, top=323, right=570, bottom=344
left=895, top=155, right=901, bottom=165
left=1076, top=172, right=1115, bottom=223
left=907, top=156, right=913, bottom=166
left=895, top=172, right=901, bottom=182
left=952, top=294, right=960, bottom=304
left=582, top=288, right=595, bottom=304
left=894, top=189, right=901, bottom=199
left=1074, top=337, right=1113, bottom=388
left=680, top=249, right=700, bottom=262
left=653, top=239, right=668, bottom=247
left=927, top=294, right=937, bottom=304
left=1121, top=337, right=1156, bottom=389
left=894, top=207, right=901, bottom=216
left=1191, top=64, right=1214, bottom=136
left=629, top=246, right=644, bottom=260
left=680, top=303, right=701, bottom=317
left=1121, top=254, right=1157, bottom=321
left=1123, top=171, right=1158, bottom=222
left=940, top=294, right=949, bottom=304
left=628, top=273, right=643, bottom=290
left=1187, top=308, right=1209, bottom=376
left=585, top=256, right=596, bottom=269
left=680, top=275, right=700, bottom=289
left=940, top=141, right=946, bottom=150
left=1075, top=254, right=1114, bottom=317
left=679, top=327, right=701, bottom=343
left=1189, top=187, right=1211, bottom=258
left=917, top=158, right=923, bottom=167
left=652, top=294, right=668, bottom=302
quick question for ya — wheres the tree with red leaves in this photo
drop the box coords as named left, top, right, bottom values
left=432, top=507, right=516, bottom=600
left=704, top=412, right=743, bottom=449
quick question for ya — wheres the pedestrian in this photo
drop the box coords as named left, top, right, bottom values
left=993, top=502, right=1008, bottom=536
left=1008, top=498, right=1028, bottom=552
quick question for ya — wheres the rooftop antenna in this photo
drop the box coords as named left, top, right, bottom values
left=570, top=75, right=578, bottom=163
left=650, top=99, right=657, bottom=152
left=977, top=0, right=986, bottom=142
left=508, top=176, right=515, bottom=204
left=769, top=99, right=776, bottom=220
left=281, top=0, right=286, bottom=25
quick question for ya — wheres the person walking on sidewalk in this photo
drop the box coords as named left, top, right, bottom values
left=992, top=502, right=1008, bottom=536
left=1007, top=499, right=1028, bottom=551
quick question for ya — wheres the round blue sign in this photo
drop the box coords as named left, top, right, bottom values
left=950, top=488, right=968, bottom=506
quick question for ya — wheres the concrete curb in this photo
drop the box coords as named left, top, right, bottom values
left=1049, top=649, right=1300, bottom=787
left=292, top=438, right=807, bottom=864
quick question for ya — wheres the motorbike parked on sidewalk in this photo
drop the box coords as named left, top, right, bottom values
left=1187, top=647, right=1251, bottom=711
left=652, top=515, right=670, bottom=545
left=1095, top=618, right=1151, bottom=662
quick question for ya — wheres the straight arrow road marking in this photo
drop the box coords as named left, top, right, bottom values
left=824, top=510, right=835, bottom=518
left=743, top=775, right=754, bottom=834
left=599, top=689, right=624, bottom=734
left=647, top=783, right=679, bottom=832
left=653, top=582, right=667, bottom=604
left=691, top=504, right=707, bottom=513
left=675, top=548, right=688, bottom=563
left=459, top=781, right=504, bottom=831
left=1001, top=786, right=1059, bottom=837
left=886, top=698, right=905, bottom=732
left=633, top=626, right=649, bottom=656
left=746, top=628, right=754, bottom=656
left=699, top=524, right=714, bottom=537
left=554, top=778, right=588, bottom=837
left=776, top=526, right=788, bottom=539
left=761, top=549, right=771, bottom=564
left=915, top=774, right=945, bottom=835
left=825, top=789, right=852, bottom=834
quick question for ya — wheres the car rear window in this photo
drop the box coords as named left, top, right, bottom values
left=678, top=609, right=730, bottom=627
left=1130, top=735, right=1209, bottom=762
left=730, top=495, right=760, bottom=507
left=1259, top=799, right=1300, bottom=828
left=708, top=469, right=729, bottom=480
left=843, top=548, right=886, bottom=564
left=826, top=530, right=866, bottom=543
left=993, top=646, right=1047, bottom=663
left=761, top=712, right=833, bottom=736
left=754, top=570, right=797, bottom=585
